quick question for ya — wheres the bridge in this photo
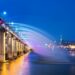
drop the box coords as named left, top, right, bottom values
left=0, top=18, right=31, bottom=62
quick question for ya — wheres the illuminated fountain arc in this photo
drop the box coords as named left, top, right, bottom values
left=9, top=23, right=70, bottom=63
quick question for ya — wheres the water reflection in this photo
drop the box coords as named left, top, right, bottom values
left=0, top=53, right=30, bottom=75
left=0, top=63, right=9, bottom=75
left=0, top=52, right=75, bottom=75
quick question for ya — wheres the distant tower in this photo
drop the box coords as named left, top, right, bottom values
left=60, top=35, right=63, bottom=44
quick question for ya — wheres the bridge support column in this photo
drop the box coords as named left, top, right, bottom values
left=16, top=40, right=18, bottom=56
left=11, top=36, right=14, bottom=58
left=3, top=32, right=6, bottom=62
left=13, top=38, right=17, bottom=58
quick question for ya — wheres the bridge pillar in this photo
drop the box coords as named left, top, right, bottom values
left=3, top=32, right=6, bottom=62
left=11, top=36, right=17, bottom=58
left=16, top=40, right=18, bottom=56
left=17, top=41, right=21, bottom=56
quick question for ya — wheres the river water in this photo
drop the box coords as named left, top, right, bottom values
left=0, top=52, right=75, bottom=75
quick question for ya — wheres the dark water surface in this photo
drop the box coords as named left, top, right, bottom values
left=0, top=52, right=75, bottom=75
left=28, top=52, right=75, bottom=75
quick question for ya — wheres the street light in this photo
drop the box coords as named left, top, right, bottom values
left=3, top=11, right=7, bottom=15
left=10, top=22, right=14, bottom=25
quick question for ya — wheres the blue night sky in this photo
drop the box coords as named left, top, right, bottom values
left=0, top=0, right=75, bottom=40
